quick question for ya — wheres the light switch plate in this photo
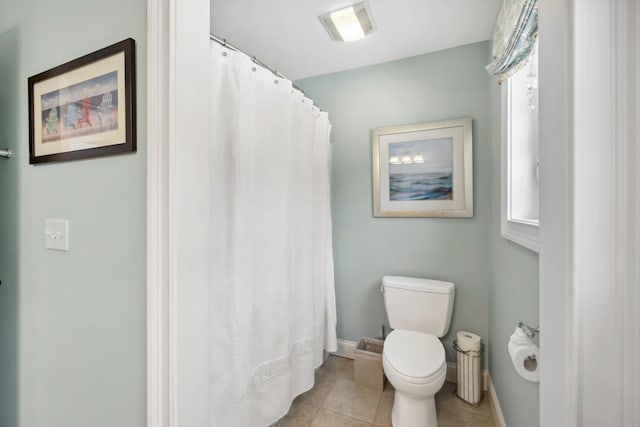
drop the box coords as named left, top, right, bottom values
left=45, top=218, right=69, bottom=251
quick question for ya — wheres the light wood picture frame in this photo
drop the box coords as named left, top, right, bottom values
left=372, top=118, right=473, bottom=218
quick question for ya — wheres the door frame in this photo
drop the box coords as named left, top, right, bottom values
left=147, top=0, right=639, bottom=425
left=147, top=0, right=170, bottom=424
left=539, top=0, right=639, bottom=425
left=147, top=0, right=211, bottom=425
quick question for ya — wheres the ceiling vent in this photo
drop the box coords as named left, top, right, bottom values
left=318, top=1, right=377, bottom=42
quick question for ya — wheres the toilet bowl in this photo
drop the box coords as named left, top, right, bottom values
left=383, top=329, right=447, bottom=427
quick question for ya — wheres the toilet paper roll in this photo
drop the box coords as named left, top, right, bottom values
left=508, top=340, right=540, bottom=382
left=456, top=331, right=482, bottom=352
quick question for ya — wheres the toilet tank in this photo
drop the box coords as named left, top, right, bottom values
left=382, top=276, right=455, bottom=337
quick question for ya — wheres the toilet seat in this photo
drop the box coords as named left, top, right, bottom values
left=383, top=329, right=445, bottom=384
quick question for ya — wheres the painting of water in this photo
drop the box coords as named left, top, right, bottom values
left=390, top=172, right=452, bottom=200
left=388, top=137, right=453, bottom=201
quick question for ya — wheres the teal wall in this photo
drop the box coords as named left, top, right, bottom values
left=0, top=22, right=20, bottom=427
left=298, top=41, right=540, bottom=426
left=0, top=0, right=147, bottom=426
left=297, top=42, right=493, bottom=363
left=488, top=72, right=540, bottom=427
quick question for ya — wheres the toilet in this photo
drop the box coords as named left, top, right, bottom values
left=381, top=276, right=455, bottom=427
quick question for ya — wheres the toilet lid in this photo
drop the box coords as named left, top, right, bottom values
left=383, top=330, right=445, bottom=381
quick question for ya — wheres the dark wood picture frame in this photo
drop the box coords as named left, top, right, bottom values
left=28, top=38, right=136, bottom=164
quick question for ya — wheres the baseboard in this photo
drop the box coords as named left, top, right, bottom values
left=332, top=339, right=357, bottom=359
left=487, top=374, right=507, bottom=427
left=446, top=364, right=506, bottom=425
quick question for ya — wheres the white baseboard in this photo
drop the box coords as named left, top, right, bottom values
left=332, top=339, right=357, bottom=359
left=487, top=374, right=507, bottom=427
left=447, top=363, right=505, bottom=425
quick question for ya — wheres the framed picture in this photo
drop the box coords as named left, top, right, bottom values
left=28, top=38, right=136, bottom=164
left=372, top=118, right=473, bottom=218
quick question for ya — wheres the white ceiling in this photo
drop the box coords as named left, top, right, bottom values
left=210, top=0, right=501, bottom=81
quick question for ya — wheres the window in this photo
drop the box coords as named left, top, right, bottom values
left=501, top=47, right=539, bottom=252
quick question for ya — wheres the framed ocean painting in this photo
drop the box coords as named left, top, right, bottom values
left=28, top=38, right=136, bottom=164
left=371, top=118, right=473, bottom=218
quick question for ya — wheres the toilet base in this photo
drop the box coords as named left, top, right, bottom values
left=391, top=391, right=437, bottom=427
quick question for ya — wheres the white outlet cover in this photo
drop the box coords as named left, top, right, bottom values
left=45, top=218, right=69, bottom=251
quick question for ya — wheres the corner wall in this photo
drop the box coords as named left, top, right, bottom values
left=488, top=60, right=540, bottom=427
left=298, top=41, right=541, bottom=426
left=296, top=42, right=493, bottom=363
left=0, top=0, right=147, bottom=425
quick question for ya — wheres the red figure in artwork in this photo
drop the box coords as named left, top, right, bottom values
left=78, top=97, right=92, bottom=128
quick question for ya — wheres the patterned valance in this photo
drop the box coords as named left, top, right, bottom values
left=486, top=0, right=538, bottom=83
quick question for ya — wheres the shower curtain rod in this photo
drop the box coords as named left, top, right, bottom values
left=209, top=33, right=306, bottom=94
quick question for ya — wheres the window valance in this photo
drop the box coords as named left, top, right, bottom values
left=486, top=0, right=538, bottom=83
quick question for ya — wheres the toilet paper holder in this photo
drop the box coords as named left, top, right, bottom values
left=518, top=322, right=540, bottom=339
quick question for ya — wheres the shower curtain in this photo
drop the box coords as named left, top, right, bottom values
left=208, top=41, right=338, bottom=426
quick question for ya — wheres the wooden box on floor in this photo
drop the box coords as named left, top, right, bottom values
left=354, top=338, right=385, bottom=390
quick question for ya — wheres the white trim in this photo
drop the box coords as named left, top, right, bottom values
left=332, top=339, right=357, bottom=359
left=538, top=0, right=578, bottom=425
left=167, top=0, right=179, bottom=424
left=572, top=1, right=639, bottom=425
left=617, top=2, right=639, bottom=424
left=170, top=0, right=211, bottom=424
left=147, top=0, right=171, bottom=425
left=488, top=374, right=507, bottom=427
left=147, top=0, right=211, bottom=425
left=540, top=0, right=640, bottom=425
left=501, top=75, right=539, bottom=253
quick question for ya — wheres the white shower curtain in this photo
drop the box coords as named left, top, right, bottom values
left=208, top=41, right=338, bottom=426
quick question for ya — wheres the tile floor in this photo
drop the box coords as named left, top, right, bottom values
left=276, top=355, right=496, bottom=427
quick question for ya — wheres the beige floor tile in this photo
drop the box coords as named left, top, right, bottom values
left=278, top=361, right=497, bottom=427
left=372, top=389, right=394, bottom=427
left=276, top=400, right=319, bottom=427
left=321, top=378, right=382, bottom=423
left=436, top=382, right=493, bottom=419
left=297, top=374, right=334, bottom=407
left=316, top=355, right=354, bottom=383
left=310, top=409, right=372, bottom=427
left=437, top=406, right=496, bottom=427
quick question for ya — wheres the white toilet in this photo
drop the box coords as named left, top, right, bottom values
left=381, top=275, right=455, bottom=427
